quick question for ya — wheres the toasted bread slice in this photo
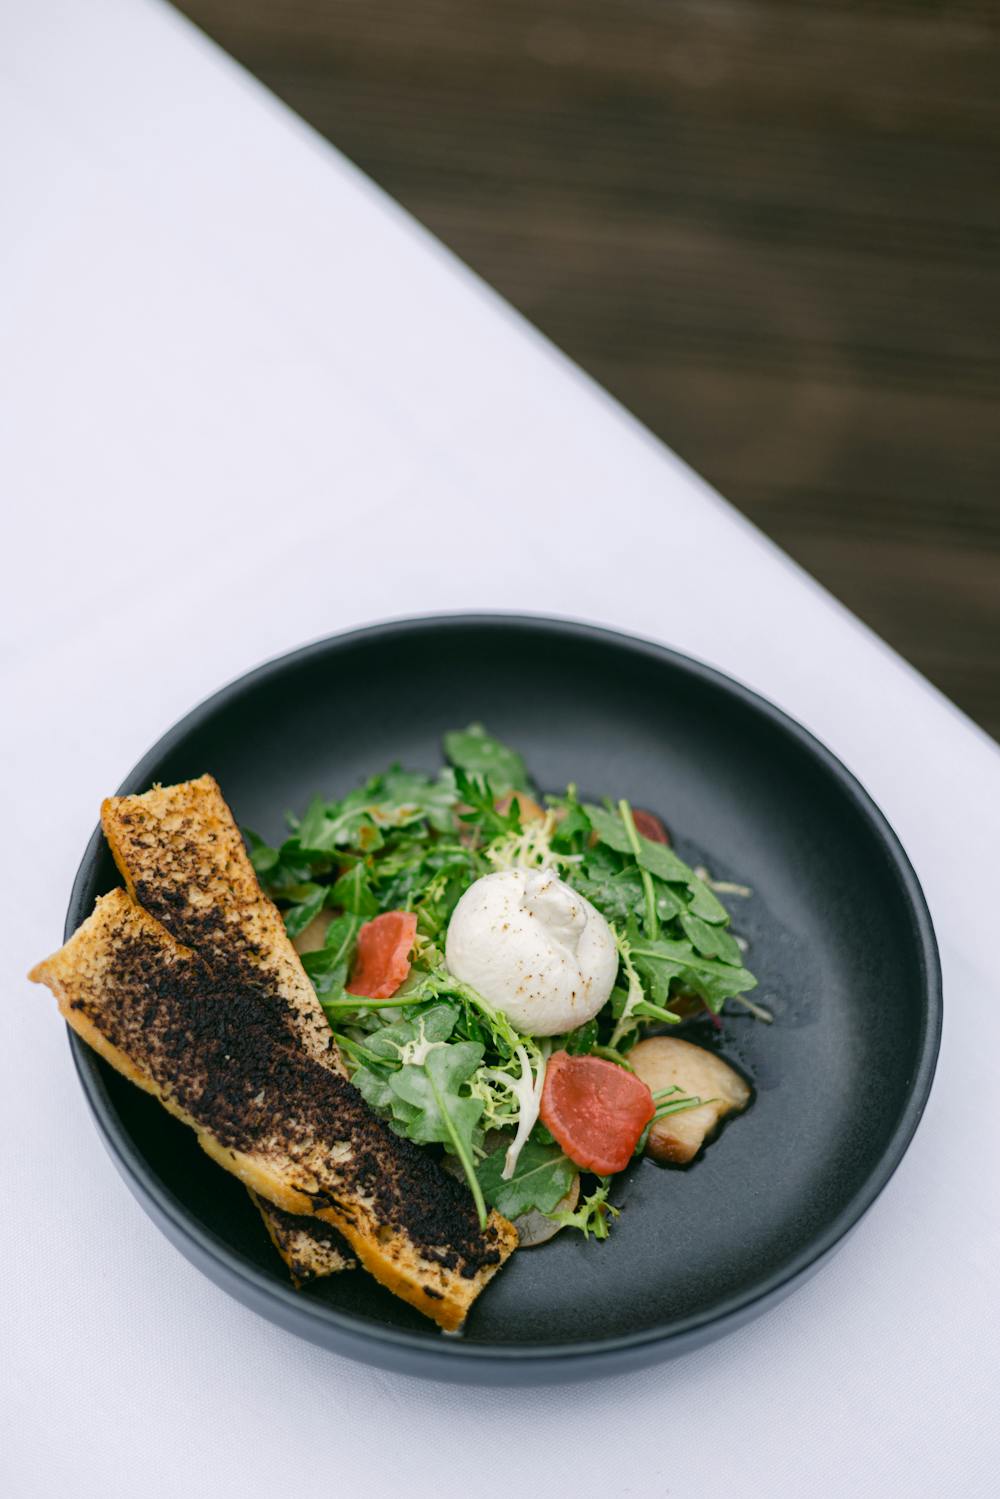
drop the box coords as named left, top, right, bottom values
left=250, top=1192, right=356, bottom=1283
left=101, top=775, right=338, bottom=1070
left=102, top=775, right=351, bottom=1280
left=31, top=891, right=516, bottom=1330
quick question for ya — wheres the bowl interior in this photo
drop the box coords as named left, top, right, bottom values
left=70, top=619, right=939, bottom=1356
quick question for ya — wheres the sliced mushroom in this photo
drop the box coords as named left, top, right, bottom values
left=628, top=1036, right=751, bottom=1165
left=513, top=1175, right=581, bottom=1248
left=292, top=910, right=333, bottom=956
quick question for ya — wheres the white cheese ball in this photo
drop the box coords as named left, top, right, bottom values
left=444, top=868, right=618, bottom=1036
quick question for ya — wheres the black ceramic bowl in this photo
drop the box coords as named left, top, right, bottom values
left=66, top=616, right=941, bottom=1384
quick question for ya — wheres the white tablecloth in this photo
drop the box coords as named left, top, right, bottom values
left=3, top=1, right=998, bottom=1494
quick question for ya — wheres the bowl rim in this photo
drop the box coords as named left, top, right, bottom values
left=65, top=611, right=943, bottom=1371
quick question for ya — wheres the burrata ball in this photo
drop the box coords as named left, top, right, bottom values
left=444, top=868, right=618, bottom=1036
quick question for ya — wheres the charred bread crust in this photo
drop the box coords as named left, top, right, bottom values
left=250, top=1192, right=358, bottom=1282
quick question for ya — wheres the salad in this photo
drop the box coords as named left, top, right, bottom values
left=248, top=725, right=760, bottom=1244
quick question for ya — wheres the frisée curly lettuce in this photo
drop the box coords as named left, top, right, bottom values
left=247, top=725, right=758, bottom=1242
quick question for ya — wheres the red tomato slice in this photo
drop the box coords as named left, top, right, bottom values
left=632, top=808, right=670, bottom=845
left=345, top=911, right=418, bottom=999
left=540, top=1052, right=655, bottom=1174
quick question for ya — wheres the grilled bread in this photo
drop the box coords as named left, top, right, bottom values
left=102, top=775, right=353, bottom=1280
left=250, top=1192, right=357, bottom=1285
left=31, top=891, right=517, bottom=1329
left=101, top=776, right=338, bottom=1070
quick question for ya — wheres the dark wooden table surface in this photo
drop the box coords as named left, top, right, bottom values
left=177, top=0, right=1000, bottom=739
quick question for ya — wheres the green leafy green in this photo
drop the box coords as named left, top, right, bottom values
left=585, top=802, right=697, bottom=886
left=245, top=828, right=280, bottom=874
left=608, top=926, right=681, bottom=1049
left=563, top=1018, right=599, bottom=1055
left=360, top=1003, right=460, bottom=1062
left=250, top=835, right=333, bottom=897
left=679, top=911, right=745, bottom=966
left=686, top=880, right=731, bottom=924
left=549, top=1178, right=619, bottom=1240
left=444, top=723, right=530, bottom=792
left=297, top=792, right=384, bottom=855
left=366, top=766, right=459, bottom=834
left=549, top=785, right=591, bottom=851
left=388, top=1044, right=484, bottom=1143
left=299, top=912, right=363, bottom=996
left=330, top=864, right=378, bottom=918
left=453, top=768, right=523, bottom=842
left=476, top=1137, right=576, bottom=1218
left=572, top=861, right=645, bottom=925
left=569, top=842, right=681, bottom=930
left=582, top=803, right=633, bottom=856
left=630, top=935, right=757, bottom=1013
left=290, top=764, right=459, bottom=857
left=282, top=883, right=327, bottom=939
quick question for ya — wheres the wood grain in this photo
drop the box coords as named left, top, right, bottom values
left=175, top=0, right=1000, bottom=737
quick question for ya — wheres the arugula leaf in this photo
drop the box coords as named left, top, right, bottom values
left=630, top=945, right=686, bottom=1007
left=249, top=833, right=334, bottom=896
left=330, top=864, right=378, bottom=918
left=296, top=766, right=459, bottom=857
left=406, top=966, right=529, bottom=1061
left=572, top=862, right=681, bottom=931
left=634, top=838, right=700, bottom=886
left=686, top=880, right=731, bottom=924
left=453, top=768, right=522, bottom=842
left=679, top=911, right=745, bottom=966
left=652, top=882, right=684, bottom=924
left=297, top=792, right=385, bottom=855
left=372, top=838, right=478, bottom=920
left=571, top=862, right=645, bottom=925
left=296, top=795, right=338, bottom=851
left=335, top=1000, right=488, bottom=1224
left=631, top=936, right=757, bottom=1012
left=476, top=1137, right=576, bottom=1219
left=585, top=803, right=694, bottom=885
left=444, top=723, right=530, bottom=792
left=585, top=801, right=730, bottom=906
left=584, top=795, right=755, bottom=1010
left=583, top=803, right=634, bottom=857
left=244, top=829, right=280, bottom=874
left=549, top=786, right=591, bottom=852
left=350, top=1063, right=396, bottom=1113
left=362, top=1003, right=460, bottom=1062
left=608, top=926, right=681, bottom=1048
left=563, top=1018, right=599, bottom=1055
left=388, top=1047, right=486, bottom=1135
left=681, top=964, right=759, bottom=1011
left=389, top=1043, right=486, bottom=1198
left=375, top=766, right=458, bottom=833
left=282, top=884, right=327, bottom=939
left=411, top=849, right=486, bottom=940
left=300, top=912, right=363, bottom=997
